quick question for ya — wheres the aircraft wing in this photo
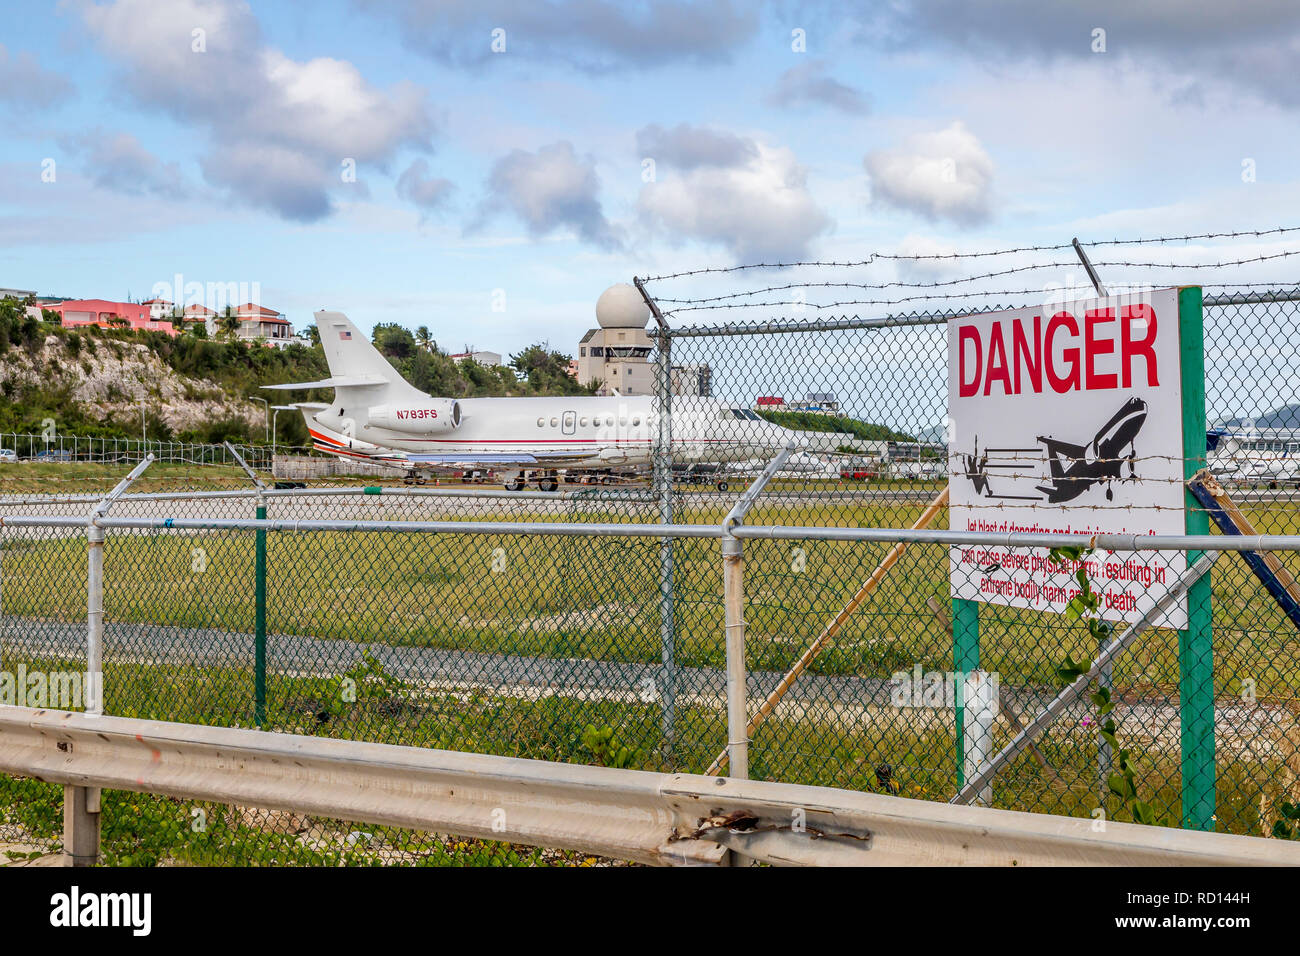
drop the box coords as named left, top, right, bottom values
left=408, top=453, right=540, bottom=465
left=1038, top=436, right=1088, bottom=459
left=406, top=452, right=589, bottom=468
left=263, top=376, right=388, bottom=390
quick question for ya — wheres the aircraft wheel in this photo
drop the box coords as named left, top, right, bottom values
left=539, top=477, right=559, bottom=492
left=415, top=476, right=428, bottom=485
left=505, top=477, right=525, bottom=491
left=716, top=480, right=730, bottom=492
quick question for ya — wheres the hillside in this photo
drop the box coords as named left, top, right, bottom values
left=0, top=300, right=592, bottom=445
left=754, top=408, right=916, bottom=443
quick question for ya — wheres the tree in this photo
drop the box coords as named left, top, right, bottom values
left=300, top=323, right=320, bottom=347
left=509, top=344, right=590, bottom=396
left=372, top=323, right=416, bottom=361
left=414, top=325, right=433, bottom=353
left=219, top=306, right=240, bottom=342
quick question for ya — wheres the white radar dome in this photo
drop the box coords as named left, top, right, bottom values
left=595, top=283, right=651, bottom=329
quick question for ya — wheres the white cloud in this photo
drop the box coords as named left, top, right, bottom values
left=636, top=123, right=758, bottom=169
left=355, top=0, right=760, bottom=72
left=62, top=129, right=191, bottom=200
left=0, top=44, right=74, bottom=110
left=396, top=158, right=454, bottom=212
left=767, top=60, right=870, bottom=115
left=865, top=121, right=994, bottom=226
left=638, top=132, right=833, bottom=262
left=477, top=142, right=622, bottom=250
left=72, top=0, right=436, bottom=220
left=857, top=2, right=1300, bottom=110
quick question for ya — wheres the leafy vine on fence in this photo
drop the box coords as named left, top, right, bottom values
left=1049, top=545, right=1159, bottom=826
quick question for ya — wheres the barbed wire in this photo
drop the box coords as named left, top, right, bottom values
left=657, top=251, right=1300, bottom=313
left=638, top=227, right=1300, bottom=283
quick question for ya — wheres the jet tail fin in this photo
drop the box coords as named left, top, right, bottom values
left=310, top=310, right=426, bottom=404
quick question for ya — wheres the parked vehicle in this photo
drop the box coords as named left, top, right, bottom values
left=30, top=448, right=74, bottom=463
left=839, top=458, right=877, bottom=480
left=0, top=449, right=17, bottom=463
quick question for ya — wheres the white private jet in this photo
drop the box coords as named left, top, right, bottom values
left=266, top=310, right=800, bottom=490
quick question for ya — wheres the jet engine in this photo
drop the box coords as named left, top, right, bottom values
left=366, top=399, right=462, bottom=434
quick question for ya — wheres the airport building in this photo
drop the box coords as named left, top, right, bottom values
left=671, top=363, right=712, bottom=397
left=576, top=286, right=656, bottom=395
left=575, top=286, right=713, bottom=397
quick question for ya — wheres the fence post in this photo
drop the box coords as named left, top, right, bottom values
left=721, top=532, right=748, bottom=780
left=952, top=598, right=981, bottom=797
left=255, top=493, right=267, bottom=728
left=638, top=277, right=677, bottom=761
left=67, top=522, right=106, bottom=865
left=1178, top=286, right=1215, bottom=830
left=62, top=783, right=100, bottom=867
left=86, top=525, right=105, bottom=715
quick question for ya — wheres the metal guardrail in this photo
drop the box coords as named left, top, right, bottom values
left=3, top=707, right=1295, bottom=867
left=10, top=511, right=1300, bottom=552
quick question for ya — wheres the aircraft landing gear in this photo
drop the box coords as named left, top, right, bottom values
left=402, top=470, right=428, bottom=486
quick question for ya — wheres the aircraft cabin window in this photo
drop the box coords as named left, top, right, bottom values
left=580, top=417, right=588, bottom=426
left=550, top=417, right=559, bottom=427
left=537, top=417, right=545, bottom=427
left=632, top=415, right=640, bottom=426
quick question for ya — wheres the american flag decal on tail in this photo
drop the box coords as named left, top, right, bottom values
left=338, top=329, right=352, bottom=340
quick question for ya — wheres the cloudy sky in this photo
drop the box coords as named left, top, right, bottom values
left=3, top=0, right=1299, bottom=355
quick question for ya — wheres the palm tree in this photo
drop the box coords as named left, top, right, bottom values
left=415, top=326, right=433, bottom=353
left=219, top=306, right=240, bottom=342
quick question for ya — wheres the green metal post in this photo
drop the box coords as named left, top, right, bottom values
left=255, top=500, right=267, bottom=729
left=1177, top=286, right=1214, bottom=830
left=952, top=597, right=979, bottom=787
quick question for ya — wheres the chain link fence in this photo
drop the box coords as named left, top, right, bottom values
left=650, top=283, right=1300, bottom=837
left=2, top=282, right=1300, bottom=864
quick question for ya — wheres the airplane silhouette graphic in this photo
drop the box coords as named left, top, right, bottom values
left=1035, top=397, right=1147, bottom=503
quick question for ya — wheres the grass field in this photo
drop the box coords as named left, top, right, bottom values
left=1, top=476, right=1298, bottom=856
left=2, top=493, right=1298, bottom=695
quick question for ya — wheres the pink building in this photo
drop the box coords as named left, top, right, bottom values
left=49, top=299, right=179, bottom=337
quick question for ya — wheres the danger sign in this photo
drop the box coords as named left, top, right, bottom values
left=947, top=288, right=1188, bottom=627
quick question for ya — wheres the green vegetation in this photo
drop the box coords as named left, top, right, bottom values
left=0, top=645, right=1282, bottom=867
left=370, top=323, right=594, bottom=398
left=0, top=485, right=1295, bottom=839
left=1051, top=544, right=1159, bottom=826
left=754, top=408, right=916, bottom=443
left=0, top=296, right=591, bottom=446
